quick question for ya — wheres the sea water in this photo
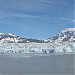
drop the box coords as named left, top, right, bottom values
left=0, top=53, right=74, bottom=75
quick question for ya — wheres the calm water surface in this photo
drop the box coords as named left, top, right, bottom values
left=0, top=53, right=75, bottom=75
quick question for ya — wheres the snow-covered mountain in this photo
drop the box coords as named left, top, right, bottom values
left=44, top=28, right=75, bottom=43
left=0, top=33, right=43, bottom=43
left=0, top=28, right=75, bottom=43
left=0, top=28, right=75, bottom=54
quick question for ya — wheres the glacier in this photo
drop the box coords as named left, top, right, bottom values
left=0, top=42, right=75, bottom=54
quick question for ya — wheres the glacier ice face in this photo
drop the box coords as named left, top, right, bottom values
left=0, top=42, right=75, bottom=54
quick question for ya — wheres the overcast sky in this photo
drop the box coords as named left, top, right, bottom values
left=0, top=0, right=74, bottom=39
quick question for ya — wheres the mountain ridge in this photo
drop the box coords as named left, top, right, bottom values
left=44, top=28, right=75, bottom=43
left=0, top=28, right=75, bottom=43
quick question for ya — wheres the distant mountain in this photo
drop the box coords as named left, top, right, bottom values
left=0, top=33, right=44, bottom=43
left=0, top=28, right=75, bottom=43
left=44, top=28, right=75, bottom=43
